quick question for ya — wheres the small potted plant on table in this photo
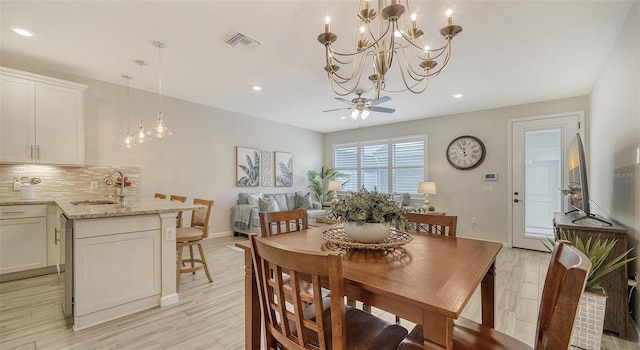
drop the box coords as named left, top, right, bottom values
left=329, top=187, right=406, bottom=243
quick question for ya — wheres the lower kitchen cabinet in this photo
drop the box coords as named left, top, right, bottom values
left=0, top=205, right=47, bottom=274
left=72, top=214, right=161, bottom=330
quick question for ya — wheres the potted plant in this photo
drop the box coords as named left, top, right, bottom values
left=544, top=231, right=636, bottom=350
left=307, top=166, right=349, bottom=204
left=329, top=187, right=406, bottom=243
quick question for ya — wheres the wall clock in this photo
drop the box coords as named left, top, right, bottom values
left=446, top=135, right=486, bottom=170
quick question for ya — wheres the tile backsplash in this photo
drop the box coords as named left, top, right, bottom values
left=0, top=164, right=140, bottom=200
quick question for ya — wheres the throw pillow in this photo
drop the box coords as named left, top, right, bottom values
left=248, top=192, right=263, bottom=207
left=393, top=194, right=404, bottom=206
left=294, top=193, right=313, bottom=210
left=258, top=197, right=280, bottom=212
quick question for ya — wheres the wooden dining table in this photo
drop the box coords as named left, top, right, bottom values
left=235, top=226, right=502, bottom=350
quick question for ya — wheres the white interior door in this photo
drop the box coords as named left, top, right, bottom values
left=510, top=113, right=582, bottom=251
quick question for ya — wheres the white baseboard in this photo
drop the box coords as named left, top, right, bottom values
left=160, top=293, right=179, bottom=307
left=206, top=231, right=235, bottom=239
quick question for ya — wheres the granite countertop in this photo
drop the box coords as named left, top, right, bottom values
left=1, top=197, right=201, bottom=220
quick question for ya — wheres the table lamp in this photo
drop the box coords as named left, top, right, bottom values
left=418, top=181, right=437, bottom=211
left=328, top=180, right=342, bottom=204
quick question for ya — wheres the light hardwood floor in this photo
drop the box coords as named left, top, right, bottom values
left=0, top=235, right=637, bottom=349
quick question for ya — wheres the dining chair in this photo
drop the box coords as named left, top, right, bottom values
left=402, top=213, right=458, bottom=237
left=169, top=194, right=187, bottom=228
left=154, top=193, right=167, bottom=199
left=249, top=234, right=408, bottom=350
left=176, top=198, right=214, bottom=292
left=259, top=209, right=308, bottom=237
left=397, top=240, right=591, bottom=350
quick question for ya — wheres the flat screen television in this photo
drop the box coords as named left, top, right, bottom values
left=566, top=132, right=611, bottom=225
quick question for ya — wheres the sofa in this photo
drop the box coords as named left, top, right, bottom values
left=231, top=191, right=327, bottom=236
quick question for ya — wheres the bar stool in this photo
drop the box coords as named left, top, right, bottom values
left=169, top=195, right=187, bottom=228
left=154, top=193, right=167, bottom=199
left=176, top=198, right=214, bottom=291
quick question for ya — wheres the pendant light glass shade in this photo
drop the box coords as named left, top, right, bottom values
left=136, top=120, right=152, bottom=144
left=121, top=75, right=136, bottom=148
left=133, top=60, right=151, bottom=144
left=149, top=41, right=172, bottom=138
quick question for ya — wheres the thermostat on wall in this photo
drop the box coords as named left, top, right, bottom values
left=484, top=172, right=498, bottom=181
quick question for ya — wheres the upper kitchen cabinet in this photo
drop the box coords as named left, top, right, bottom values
left=1, top=67, right=87, bottom=166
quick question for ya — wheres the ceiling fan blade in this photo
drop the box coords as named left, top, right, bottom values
left=323, top=107, right=352, bottom=112
left=369, top=106, right=395, bottom=113
left=335, top=97, right=353, bottom=105
left=370, top=96, right=391, bottom=105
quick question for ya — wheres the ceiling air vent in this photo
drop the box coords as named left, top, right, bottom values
left=223, top=31, right=262, bottom=53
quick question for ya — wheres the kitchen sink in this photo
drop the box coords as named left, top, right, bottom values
left=69, top=200, right=119, bottom=206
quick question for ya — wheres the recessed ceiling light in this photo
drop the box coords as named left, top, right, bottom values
left=452, top=93, right=464, bottom=98
left=340, top=115, right=347, bottom=119
left=12, top=27, right=34, bottom=37
left=251, top=85, right=262, bottom=91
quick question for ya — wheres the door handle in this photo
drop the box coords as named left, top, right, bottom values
left=30, top=145, right=34, bottom=160
left=37, top=145, right=40, bottom=161
left=514, top=192, right=519, bottom=196
left=55, top=227, right=61, bottom=244
left=513, top=199, right=519, bottom=203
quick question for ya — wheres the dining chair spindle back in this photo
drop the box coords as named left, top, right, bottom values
left=402, top=213, right=458, bottom=237
left=249, top=234, right=408, bottom=350
left=259, top=209, right=309, bottom=237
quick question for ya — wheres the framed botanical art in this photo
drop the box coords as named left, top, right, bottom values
left=261, top=150, right=273, bottom=187
left=236, top=146, right=260, bottom=187
left=274, top=151, right=293, bottom=187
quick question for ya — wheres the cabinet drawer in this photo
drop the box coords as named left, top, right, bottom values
left=0, top=205, right=46, bottom=219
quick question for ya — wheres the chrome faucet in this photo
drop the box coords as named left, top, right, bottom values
left=105, top=169, right=127, bottom=201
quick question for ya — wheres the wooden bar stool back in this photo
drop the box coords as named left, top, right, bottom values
left=402, top=213, right=458, bottom=237
left=397, top=240, right=591, bottom=350
left=250, top=234, right=408, bottom=350
left=169, top=194, right=187, bottom=228
left=259, top=209, right=308, bottom=237
left=176, top=198, right=214, bottom=291
left=154, top=193, right=167, bottom=199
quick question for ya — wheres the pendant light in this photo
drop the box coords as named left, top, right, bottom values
left=149, top=41, right=172, bottom=138
left=134, top=60, right=151, bottom=144
left=121, top=75, right=136, bottom=148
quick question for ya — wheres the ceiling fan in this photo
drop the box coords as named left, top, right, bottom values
left=323, top=93, right=395, bottom=120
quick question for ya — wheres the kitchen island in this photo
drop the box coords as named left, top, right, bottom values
left=60, top=198, right=201, bottom=330
left=1, top=197, right=200, bottom=330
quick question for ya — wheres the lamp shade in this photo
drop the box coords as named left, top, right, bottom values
left=418, top=182, right=437, bottom=195
left=328, top=180, right=342, bottom=191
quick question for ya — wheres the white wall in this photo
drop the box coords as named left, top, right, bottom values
left=325, top=96, right=589, bottom=244
left=589, top=0, right=639, bottom=323
left=0, top=59, right=325, bottom=235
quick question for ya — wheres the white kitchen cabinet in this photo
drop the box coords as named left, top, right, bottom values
left=0, top=205, right=47, bottom=274
left=0, top=67, right=87, bottom=165
left=73, top=214, right=161, bottom=330
left=46, top=204, right=64, bottom=268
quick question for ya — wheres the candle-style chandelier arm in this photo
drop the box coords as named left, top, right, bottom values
left=324, top=48, right=370, bottom=84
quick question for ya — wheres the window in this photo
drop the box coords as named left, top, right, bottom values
left=333, top=136, right=426, bottom=193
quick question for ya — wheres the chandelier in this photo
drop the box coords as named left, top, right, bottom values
left=317, top=0, right=462, bottom=99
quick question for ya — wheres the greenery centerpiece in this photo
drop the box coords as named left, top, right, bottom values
left=329, top=187, right=406, bottom=243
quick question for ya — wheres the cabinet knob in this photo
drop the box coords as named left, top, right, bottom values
left=513, top=199, right=519, bottom=203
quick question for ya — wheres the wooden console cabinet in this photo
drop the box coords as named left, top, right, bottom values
left=553, top=212, right=629, bottom=339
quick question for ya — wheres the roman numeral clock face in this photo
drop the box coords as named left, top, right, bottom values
left=446, top=135, right=486, bottom=170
